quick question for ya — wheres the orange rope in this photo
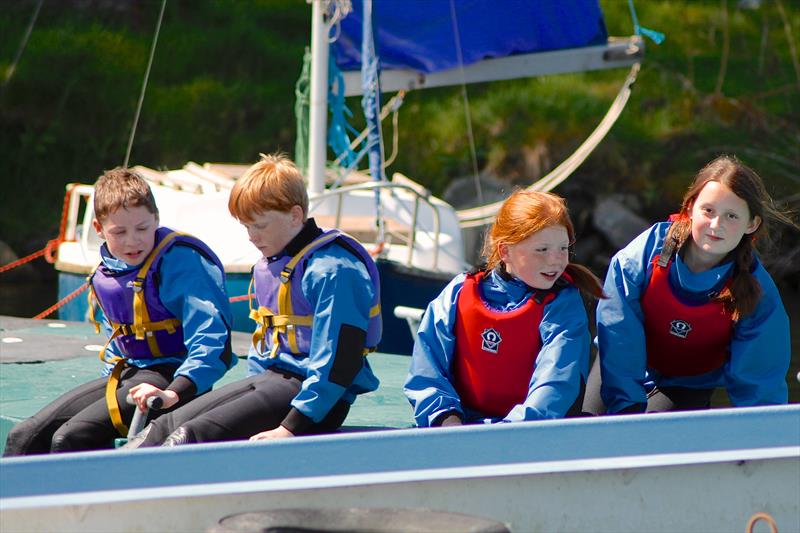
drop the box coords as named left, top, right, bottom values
left=746, top=512, right=778, bottom=533
left=44, top=183, right=77, bottom=264
left=229, top=294, right=253, bottom=303
left=0, top=248, right=47, bottom=273
left=43, top=237, right=62, bottom=264
left=369, top=241, right=386, bottom=257
left=1, top=184, right=76, bottom=273
left=33, top=282, right=89, bottom=320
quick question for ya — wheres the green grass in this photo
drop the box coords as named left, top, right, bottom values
left=1, top=0, right=798, bottom=254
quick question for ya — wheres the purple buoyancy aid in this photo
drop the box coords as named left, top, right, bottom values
left=250, top=229, right=382, bottom=358
left=90, top=227, right=224, bottom=361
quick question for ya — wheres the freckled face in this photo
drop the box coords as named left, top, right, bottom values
left=93, top=206, right=158, bottom=267
left=499, top=225, right=570, bottom=290
left=241, top=206, right=304, bottom=258
left=688, top=181, right=760, bottom=267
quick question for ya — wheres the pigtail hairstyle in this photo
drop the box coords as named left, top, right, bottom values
left=482, top=189, right=605, bottom=299
left=665, top=155, right=795, bottom=320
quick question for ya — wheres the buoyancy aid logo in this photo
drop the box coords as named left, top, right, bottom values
left=481, top=328, right=501, bottom=353
left=669, top=319, right=692, bottom=339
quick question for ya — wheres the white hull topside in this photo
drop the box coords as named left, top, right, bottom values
left=2, top=405, right=798, bottom=533
left=55, top=168, right=467, bottom=276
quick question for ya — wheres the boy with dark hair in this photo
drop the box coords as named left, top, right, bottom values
left=4, top=167, right=235, bottom=455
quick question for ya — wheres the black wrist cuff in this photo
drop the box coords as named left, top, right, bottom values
left=281, top=407, right=314, bottom=435
left=166, top=376, right=197, bottom=403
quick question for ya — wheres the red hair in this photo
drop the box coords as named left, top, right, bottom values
left=483, top=190, right=604, bottom=298
left=228, top=153, right=308, bottom=223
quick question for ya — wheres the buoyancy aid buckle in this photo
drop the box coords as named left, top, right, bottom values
left=249, top=305, right=314, bottom=357
left=131, top=278, right=145, bottom=293
left=132, top=324, right=147, bottom=340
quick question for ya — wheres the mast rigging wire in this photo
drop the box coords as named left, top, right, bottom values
left=2, top=0, right=44, bottom=90
left=124, top=0, right=167, bottom=168
left=449, top=0, right=484, bottom=207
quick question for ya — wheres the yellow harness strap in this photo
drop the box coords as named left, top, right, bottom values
left=95, top=230, right=187, bottom=436
left=87, top=267, right=102, bottom=334
left=278, top=233, right=342, bottom=355
left=250, top=231, right=382, bottom=359
left=105, top=358, right=129, bottom=436
left=248, top=233, right=338, bottom=358
left=131, top=232, right=184, bottom=354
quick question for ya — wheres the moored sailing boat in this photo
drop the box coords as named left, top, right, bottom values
left=53, top=0, right=642, bottom=356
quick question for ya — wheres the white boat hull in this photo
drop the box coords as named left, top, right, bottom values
left=2, top=405, right=798, bottom=532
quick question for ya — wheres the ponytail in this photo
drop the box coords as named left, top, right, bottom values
left=717, top=238, right=761, bottom=321
left=565, top=263, right=606, bottom=299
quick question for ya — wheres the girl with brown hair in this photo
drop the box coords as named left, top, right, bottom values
left=585, top=155, right=794, bottom=415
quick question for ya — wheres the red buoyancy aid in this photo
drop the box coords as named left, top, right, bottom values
left=641, top=255, right=734, bottom=377
left=453, top=271, right=558, bottom=418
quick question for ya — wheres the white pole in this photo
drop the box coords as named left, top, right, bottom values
left=308, top=0, right=330, bottom=195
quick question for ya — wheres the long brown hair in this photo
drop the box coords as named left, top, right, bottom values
left=665, top=155, right=794, bottom=320
left=482, top=189, right=605, bottom=298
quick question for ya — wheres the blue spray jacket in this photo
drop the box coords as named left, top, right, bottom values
left=596, top=222, right=790, bottom=413
left=247, top=223, right=380, bottom=425
left=404, top=268, right=590, bottom=427
left=99, top=239, right=236, bottom=396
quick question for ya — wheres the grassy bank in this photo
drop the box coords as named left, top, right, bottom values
left=1, top=0, right=798, bottom=261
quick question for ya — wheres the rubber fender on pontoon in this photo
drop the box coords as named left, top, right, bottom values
left=210, top=507, right=510, bottom=533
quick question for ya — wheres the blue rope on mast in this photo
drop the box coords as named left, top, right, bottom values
left=360, top=0, right=386, bottom=182
left=328, top=57, right=361, bottom=169
left=360, top=0, right=386, bottom=243
left=627, top=0, right=665, bottom=45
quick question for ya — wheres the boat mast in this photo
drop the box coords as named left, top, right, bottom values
left=308, top=0, right=330, bottom=195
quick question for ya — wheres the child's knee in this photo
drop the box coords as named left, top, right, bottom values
left=3, top=420, right=38, bottom=456
left=50, top=425, right=74, bottom=452
left=50, top=421, right=91, bottom=452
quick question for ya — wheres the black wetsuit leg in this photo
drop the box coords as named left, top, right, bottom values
left=48, top=364, right=180, bottom=453
left=137, top=368, right=350, bottom=446
left=645, top=386, right=714, bottom=412
left=3, top=377, right=107, bottom=456
left=564, top=378, right=588, bottom=418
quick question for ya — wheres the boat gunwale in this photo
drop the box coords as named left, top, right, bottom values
left=2, top=405, right=798, bottom=503
left=2, top=445, right=797, bottom=511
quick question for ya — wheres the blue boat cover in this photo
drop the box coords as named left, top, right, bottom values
left=332, top=0, right=609, bottom=74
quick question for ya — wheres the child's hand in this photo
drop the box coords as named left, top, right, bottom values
left=129, top=383, right=179, bottom=411
left=249, top=425, right=295, bottom=441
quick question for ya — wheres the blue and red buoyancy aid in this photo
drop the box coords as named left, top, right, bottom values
left=249, top=229, right=382, bottom=358
left=89, top=227, right=224, bottom=362
left=641, top=247, right=734, bottom=377
left=453, top=270, right=561, bottom=418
